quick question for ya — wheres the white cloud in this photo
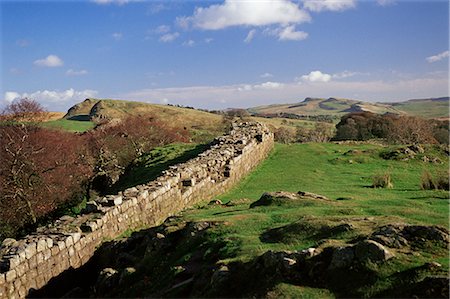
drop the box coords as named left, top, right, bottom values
left=9, top=68, right=21, bottom=75
left=244, top=29, right=257, bottom=43
left=33, top=55, right=64, bottom=67
left=182, top=40, right=195, bottom=47
left=159, top=32, right=180, bottom=43
left=177, top=0, right=310, bottom=30
left=300, top=70, right=332, bottom=82
left=112, top=32, right=123, bottom=41
left=376, top=0, right=396, bottom=6
left=204, top=38, right=214, bottom=43
left=426, top=50, right=449, bottom=63
left=277, top=25, right=308, bottom=41
left=254, top=81, right=284, bottom=89
left=2, top=89, right=98, bottom=110
left=154, top=25, right=171, bottom=34
left=303, top=0, right=356, bottom=12
left=332, top=70, right=358, bottom=79
left=66, top=69, right=88, bottom=76
left=4, top=92, right=21, bottom=103
left=260, top=72, right=274, bottom=78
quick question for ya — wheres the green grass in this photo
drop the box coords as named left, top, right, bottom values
left=98, top=142, right=449, bottom=298
left=40, top=118, right=95, bottom=132
left=179, top=143, right=449, bottom=259
left=394, top=99, right=450, bottom=118
left=108, top=142, right=211, bottom=193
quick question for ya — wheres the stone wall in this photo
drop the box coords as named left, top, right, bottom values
left=0, top=122, right=274, bottom=298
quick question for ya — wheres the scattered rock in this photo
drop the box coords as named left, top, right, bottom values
left=208, top=199, right=223, bottom=205
left=210, top=265, right=230, bottom=288
left=81, top=201, right=101, bottom=214
left=354, top=240, right=394, bottom=263
left=95, top=268, right=119, bottom=294
left=250, top=192, right=299, bottom=208
left=329, top=246, right=354, bottom=269
left=297, top=191, right=329, bottom=200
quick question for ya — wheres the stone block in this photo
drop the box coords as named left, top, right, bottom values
left=5, top=270, right=17, bottom=283
left=65, top=235, right=74, bottom=248
left=51, top=246, right=59, bottom=256
left=36, top=239, right=47, bottom=253
left=45, top=238, right=53, bottom=248
left=0, top=273, right=5, bottom=284
left=43, top=249, right=52, bottom=261
left=68, top=246, right=75, bottom=257
left=24, top=242, right=37, bottom=259
left=57, top=240, right=66, bottom=251
left=15, top=262, right=27, bottom=277
left=28, top=268, right=38, bottom=279
left=72, top=232, right=81, bottom=243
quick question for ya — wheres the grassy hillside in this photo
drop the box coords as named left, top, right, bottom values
left=58, top=142, right=448, bottom=298
left=40, top=118, right=96, bottom=132
left=249, top=97, right=450, bottom=119
left=249, top=97, right=402, bottom=117
left=388, top=97, right=450, bottom=119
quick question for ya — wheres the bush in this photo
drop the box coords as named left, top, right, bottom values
left=274, top=127, right=296, bottom=143
left=372, top=171, right=393, bottom=189
left=420, top=170, right=449, bottom=190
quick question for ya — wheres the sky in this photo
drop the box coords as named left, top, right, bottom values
left=1, top=0, right=449, bottom=111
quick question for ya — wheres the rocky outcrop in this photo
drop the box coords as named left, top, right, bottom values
left=0, top=121, right=274, bottom=298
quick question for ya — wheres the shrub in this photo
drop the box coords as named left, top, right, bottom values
left=274, top=127, right=296, bottom=143
left=372, top=171, right=393, bottom=188
left=420, top=170, right=449, bottom=190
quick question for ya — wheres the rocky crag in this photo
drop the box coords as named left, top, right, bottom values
left=0, top=121, right=274, bottom=298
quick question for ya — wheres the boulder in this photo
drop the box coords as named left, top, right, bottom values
left=329, top=246, right=355, bottom=269
left=298, top=191, right=329, bottom=200
left=250, top=192, right=299, bottom=208
left=95, top=268, right=119, bottom=295
left=355, top=240, right=394, bottom=263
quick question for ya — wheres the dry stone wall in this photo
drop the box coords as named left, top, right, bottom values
left=0, top=121, right=274, bottom=299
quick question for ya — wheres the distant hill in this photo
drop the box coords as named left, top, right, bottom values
left=385, top=97, right=450, bottom=119
left=248, top=97, right=449, bottom=119
left=64, top=98, right=224, bottom=132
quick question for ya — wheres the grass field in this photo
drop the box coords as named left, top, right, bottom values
left=40, top=118, right=96, bottom=132
left=96, top=142, right=448, bottom=298
left=178, top=143, right=448, bottom=262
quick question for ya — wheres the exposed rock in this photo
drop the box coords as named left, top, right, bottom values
left=329, top=246, right=354, bottom=269
left=354, top=240, right=394, bottom=263
left=210, top=265, right=230, bottom=288
left=95, top=268, right=119, bottom=294
left=298, top=191, right=329, bottom=200
left=81, top=201, right=101, bottom=214
left=119, top=267, right=136, bottom=285
left=250, top=192, right=299, bottom=208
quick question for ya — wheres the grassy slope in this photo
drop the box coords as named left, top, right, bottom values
left=250, top=98, right=401, bottom=116
left=178, top=143, right=448, bottom=263
left=98, top=142, right=448, bottom=298
left=40, top=118, right=96, bottom=132
left=250, top=97, right=449, bottom=119
left=390, top=98, right=450, bottom=119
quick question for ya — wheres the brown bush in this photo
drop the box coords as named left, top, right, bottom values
left=274, top=126, right=296, bottom=143
left=0, top=125, right=93, bottom=239
left=420, top=170, right=449, bottom=190
left=372, top=171, right=393, bottom=189
left=1, top=98, right=47, bottom=122
left=86, top=115, right=190, bottom=191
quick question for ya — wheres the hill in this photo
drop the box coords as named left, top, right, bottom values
left=386, top=97, right=450, bottom=119
left=249, top=97, right=449, bottom=120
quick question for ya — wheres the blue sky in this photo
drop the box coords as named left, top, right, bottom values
left=1, top=0, right=449, bottom=111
